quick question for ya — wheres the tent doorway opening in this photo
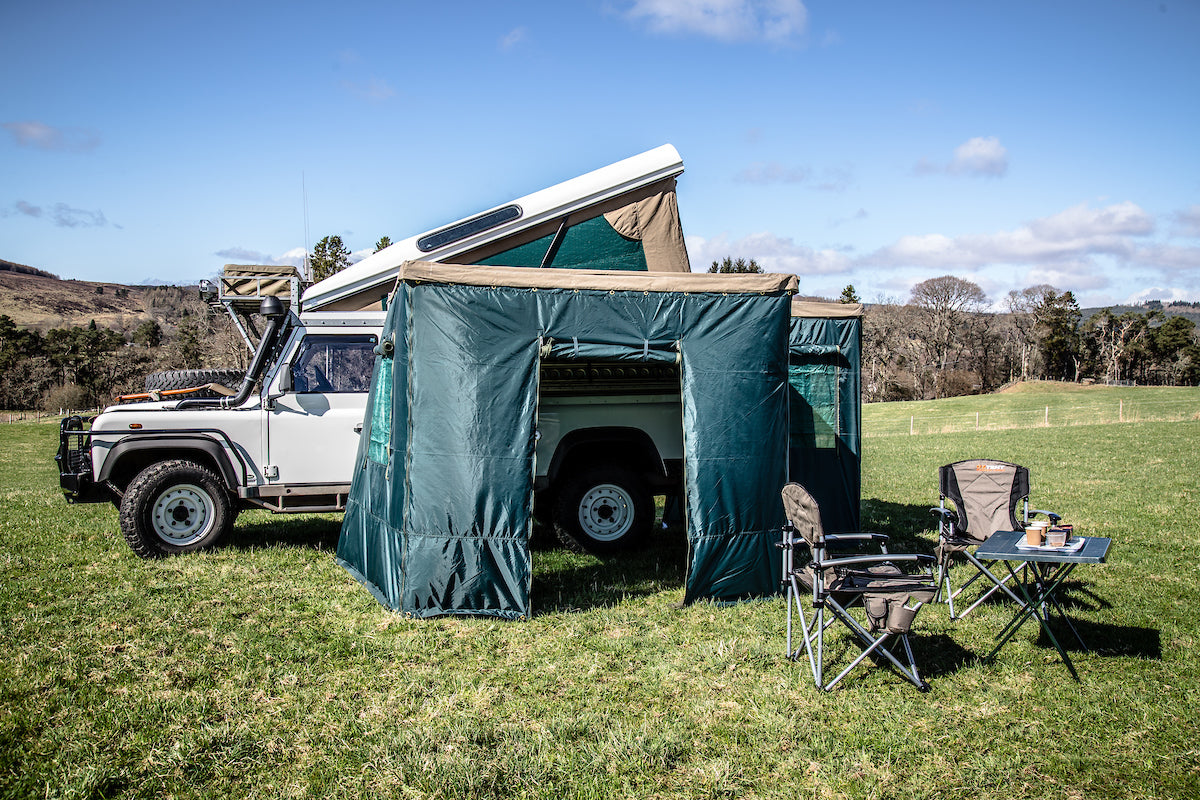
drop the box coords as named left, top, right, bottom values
left=534, top=357, right=684, bottom=555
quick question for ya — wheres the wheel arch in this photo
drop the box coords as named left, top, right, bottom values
left=98, top=436, right=241, bottom=494
left=545, top=426, right=666, bottom=489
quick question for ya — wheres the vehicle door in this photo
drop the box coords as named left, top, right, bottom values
left=265, top=333, right=376, bottom=486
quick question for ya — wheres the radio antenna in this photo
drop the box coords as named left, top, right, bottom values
left=302, top=172, right=311, bottom=282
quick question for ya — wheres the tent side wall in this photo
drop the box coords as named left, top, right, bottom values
left=337, top=264, right=796, bottom=618
left=787, top=303, right=862, bottom=532
left=681, top=294, right=791, bottom=603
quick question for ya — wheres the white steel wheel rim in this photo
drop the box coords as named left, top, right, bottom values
left=151, top=483, right=215, bottom=544
left=577, top=483, right=634, bottom=542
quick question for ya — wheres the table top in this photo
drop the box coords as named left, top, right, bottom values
left=976, top=531, right=1111, bottom=564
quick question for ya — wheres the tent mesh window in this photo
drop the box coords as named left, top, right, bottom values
left=367, top=356, right=393, bottom=466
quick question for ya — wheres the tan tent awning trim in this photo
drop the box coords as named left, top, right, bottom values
left=791, top=299, right=863, bottom=318
left=397, top=261, right=798, bottom=294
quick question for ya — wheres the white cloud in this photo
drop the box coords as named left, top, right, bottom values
left=1124, top=286, right=1199, bottom=304
left=735, top=161, right=852, bottom=190
left=3, top=120, right=100, bottom=152
left=7, top=200, right=115, bottom=228
left=1171, top=204, right=1200, bottom=238
left=1029, top=200, right=1153, bottom=240
left=916, top=136, right=1008, bottom=177
left=687, top=231, right=851, bottom=276
left=339, top=77, right=396, bottom=102
left=1128, top=243, right=1200, bottom=281
left=624, top=0, right=808, bottom=44
left=500, top=26, right=528, bottom=51
left=735, top=162, right=811, bottom=184
left=949, top=136, right=1008, bottom=176
left=215, top=246, right=307, bottom=267
left=865, top=201, right=1155, bottom=270
left=1022, top=263, right=1112, bottom=292
left=215, top=246, right=375, bottom=269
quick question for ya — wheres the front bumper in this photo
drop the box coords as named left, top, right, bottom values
left=56, top=415, right=106, bottom=503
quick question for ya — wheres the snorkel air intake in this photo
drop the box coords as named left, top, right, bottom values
left=177, top=296, right=288, bottom=410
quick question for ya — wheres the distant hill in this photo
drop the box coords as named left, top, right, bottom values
left=1081, top=303, right=1200, bottom=326
left=0, top=257, right=60, bottom=280
left=0, top=263, right=153, bottom=332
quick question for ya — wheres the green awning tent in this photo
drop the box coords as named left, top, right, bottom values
left=337, top=262, right=798, bottom=619
left=787, top=300, right=863, bottom=532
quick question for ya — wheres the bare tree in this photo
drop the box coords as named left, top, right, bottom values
left=908, top=276, right=988, bottom=397
left=1005, top=285, right=1056, bottom=381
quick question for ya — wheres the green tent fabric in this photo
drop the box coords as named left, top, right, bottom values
left=787, top=301, right=863, bottom=532
left=337, top=262, right=796, bottom=619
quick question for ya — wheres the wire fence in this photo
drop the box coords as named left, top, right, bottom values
left=865, top=398, right=1200, bottom=437
left=3, top=408, right=102, bottom=424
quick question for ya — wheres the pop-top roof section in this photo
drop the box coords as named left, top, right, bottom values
left=301, top=144, right=685, bottom=311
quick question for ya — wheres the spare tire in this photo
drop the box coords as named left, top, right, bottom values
left=145, top=368, right=245, bottom=398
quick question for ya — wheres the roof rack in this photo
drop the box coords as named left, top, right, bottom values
left=201, top=264, right=307, bottom=351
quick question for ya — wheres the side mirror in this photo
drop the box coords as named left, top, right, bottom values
left=277, top=363, right=293, bottom=393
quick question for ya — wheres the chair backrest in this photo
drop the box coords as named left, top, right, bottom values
left=782, top=482, right=824, bottom=546
left=939, top=459, right=1029, bottom=540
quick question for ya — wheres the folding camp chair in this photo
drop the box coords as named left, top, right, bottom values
left=931, top=459, right=1061, bottom=620
left=781, top=482, right=938, bottom=692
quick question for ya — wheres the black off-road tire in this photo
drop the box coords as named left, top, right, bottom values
left=145, top=368, right=244, bottom=398
left=552, top=466, right=652, bottom=555
left=118, top=460, right=235, bottom=558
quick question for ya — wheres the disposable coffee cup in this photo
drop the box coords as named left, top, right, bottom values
left=1025, top=523, right=1046, bottom=546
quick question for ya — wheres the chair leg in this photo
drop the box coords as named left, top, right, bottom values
left=820, top=598, right=932, bottom=692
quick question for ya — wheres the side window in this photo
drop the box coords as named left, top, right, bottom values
left=291, top=334, right=377, bottom=393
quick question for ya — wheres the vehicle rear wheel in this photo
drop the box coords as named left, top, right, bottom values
left=552, top=466, right=651, bottom=554
left=118, top=460, right=235, bottom=558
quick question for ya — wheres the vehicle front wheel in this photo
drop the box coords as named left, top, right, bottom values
left=118, top=460, right=235, bottom=558
left=552, top=466, right=651, bottom=555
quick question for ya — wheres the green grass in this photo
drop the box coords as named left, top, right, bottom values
left=2, top=389, right=1199, bottom=799
left=865, top=382, right=1200, bottom=436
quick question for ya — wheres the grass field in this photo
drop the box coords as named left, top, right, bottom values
left=2, top=385, right=1199, bottom=798
left=865, top=382, right=1200, bottom=436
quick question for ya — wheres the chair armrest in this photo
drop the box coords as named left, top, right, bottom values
left=930, top=507, right=955, bottom=521
left=811, top=553, right=936, bottom=570
left=1029, top=509, right=1062, bottom=524
left=825, top=533, right=889, bottom=544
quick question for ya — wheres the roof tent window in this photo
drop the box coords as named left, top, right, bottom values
left=477, top=215, right=648, bottom=271
left=417, top=205, right=522, bottom=252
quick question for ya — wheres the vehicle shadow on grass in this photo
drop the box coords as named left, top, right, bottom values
left=530, top=527, right=690, bottom=615
left=227, top=515, right=342, bottom=552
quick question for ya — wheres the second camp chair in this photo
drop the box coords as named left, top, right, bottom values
left=932, top=459, right=1061, bottom=619
left=781, top=482, right=938, bottom=692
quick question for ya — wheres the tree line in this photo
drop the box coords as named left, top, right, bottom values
left=4, top=263, right=1196, bottom=413
left=0, top=286, right=245, bottom=412
left=864, top=276, right=1200, bottom=401
left=0, top=233, right=396, bottom=412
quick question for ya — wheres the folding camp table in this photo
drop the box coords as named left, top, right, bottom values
left=974, top=531, right=1111, bottom=680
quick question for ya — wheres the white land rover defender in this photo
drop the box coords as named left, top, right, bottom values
left=57, top=145, right=691, bottom=557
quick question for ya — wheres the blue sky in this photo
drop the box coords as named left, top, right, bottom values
left=2, top=0, right=1197, bottom=308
